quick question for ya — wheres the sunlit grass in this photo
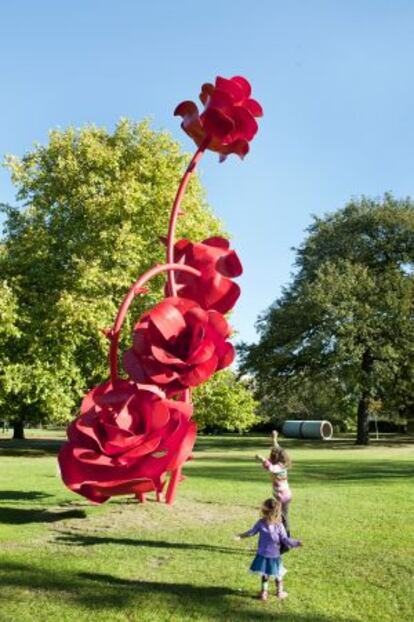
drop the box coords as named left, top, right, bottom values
left=0, top=432, right=413, bottom=621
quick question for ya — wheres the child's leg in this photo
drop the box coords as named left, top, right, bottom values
left=275, top=577, right=288, bottom=599
left=281, top=500, right=291, bottom=536
left=259, top=574, right=269, bottom=600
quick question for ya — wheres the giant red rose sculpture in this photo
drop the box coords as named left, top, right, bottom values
left=123, top=297, right=234, bottom=395
left=58, top=380, right=196, bottom=503
left=59, top=75, right=262, bottom=505
left=170, top=237, right=243, bottom=314
left=175, top=75, right=263, bottom=160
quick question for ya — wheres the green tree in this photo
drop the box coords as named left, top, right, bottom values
left=240, top=195, right=414, bottom=444
left=193, top=370, right=258, bottom=432
left=0, top=120, right=224, bottom=438
left=0, top=278, right=20, bottom=432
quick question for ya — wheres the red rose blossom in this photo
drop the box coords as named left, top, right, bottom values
left=170, top=237, right=243, bottom=314
left=58, top=379, right=196, bottom=503
left=174, top=75, right=263, bottom=160
left=123, top=297, right=234, bottom=395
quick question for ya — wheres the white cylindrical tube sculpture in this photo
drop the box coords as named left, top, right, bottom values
left=282, top=420, right=333, bottom=440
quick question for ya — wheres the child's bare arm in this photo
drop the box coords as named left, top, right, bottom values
left=272, top=430, right=279, bottom=448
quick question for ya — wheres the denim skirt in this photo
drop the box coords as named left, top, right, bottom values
left=249, top=554, right=286, bottom=579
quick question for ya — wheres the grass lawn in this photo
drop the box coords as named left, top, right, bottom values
left=0, top=431, right=413, bottom=622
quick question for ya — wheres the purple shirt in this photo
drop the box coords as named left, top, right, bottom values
left=245, top=519, right=301, bottom=558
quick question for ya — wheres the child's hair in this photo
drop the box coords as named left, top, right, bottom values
left=261, top=498, right=282, bottom=524
left=270, top=446, right=292, bottom=468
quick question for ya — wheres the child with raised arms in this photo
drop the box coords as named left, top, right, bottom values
left=255, top=430, right=293, bottom=535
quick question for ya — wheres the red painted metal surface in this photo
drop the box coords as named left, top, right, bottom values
left=175, top=75, right=262, bottom=161
left=108, top=263, right=201, bottom=384
left=169, top=237, right=243, bottom=314
left=58, top=74, right=262, bottom=505
left=123, top=296, right=235, bottom=395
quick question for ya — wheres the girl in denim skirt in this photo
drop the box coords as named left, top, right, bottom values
left=235, top=498, right=302, bottom=601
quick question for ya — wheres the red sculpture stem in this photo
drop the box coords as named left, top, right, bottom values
left=165, top=387, right=192, bottom=505
left=109, top=263, right=200, bottom=384
left=166, top=138, right=210, bottom=296
left=165, top=469, right=181, bottom=505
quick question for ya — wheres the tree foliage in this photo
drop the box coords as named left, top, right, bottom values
left=0, top=279, right=20, bottom=411
left=193, top=370, right=258, bottom=432
left=0, top=120, right=225, bottom=430
left=240, top=195, right=414, bottom=444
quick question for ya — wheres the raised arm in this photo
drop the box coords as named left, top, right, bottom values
left=256, top=454, right=285, bottom=474
left=272, top=430, right=279, bottom=449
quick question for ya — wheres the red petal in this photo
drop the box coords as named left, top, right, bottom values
left=141, top=357, right=179, bottom=385
left=219, top=284, right=241, bottom=314
left=216, top=342, right=235, bottom=369
left=217, top=250, right=243, bottom=277
left=80, top=381, right=112, bottom=416
left=187, top=338, right=216, bottom=365
left=166, top=421, right=197, bottom=471
left=181, top=117, right=206, bottom=145
left=231, top=76, right=252, bottom=98
left=149, top=300, right=187, bottom=341
left=245, top=98, right=263, bottom=117
left=174, top=239, right=190, bottom=256
left=118, top=435, right=162, bottom=462
left=149, top=400, right=170, bottom=430
left=202, top=108, right=234, bottom=140
left=181, top=354, right=218, bottom=387
left=132, top=325, right=150, bottom=354
left=72, top=447, right=114, bottom=466
left=208, top=88, right=234, bottom=110
left=215, top=76, right=244, bottom=103
left=199, top=83, right=214, bottom=106
left=123, top=350, right=149, bottom=383
left=207, top=310, right=232, bottom=338
left=150, top=344, right=187, bottom=367
left=165, top=399, right=193, bottom=420
left=222, top=139, right=250, bottom=159
left=174, top=100, right=199, bottom=117
left=202, top=237, right=230, bottom=250
left=232, top=107, right=258, bottom=141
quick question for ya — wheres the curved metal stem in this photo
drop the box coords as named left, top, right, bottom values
left=109, top=263, right=200, bottom=384
left=165, top=387, right=192, bottom=505
left=166, top=138, right=210, bottom=296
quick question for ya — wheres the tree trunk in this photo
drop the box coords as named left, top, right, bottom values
left=356, top=349, right=374, bottom=446
left=12, top=419, right=25, bottom=440
left=356, top=392, right=370, bottom=445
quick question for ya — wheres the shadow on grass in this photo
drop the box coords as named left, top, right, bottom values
left=187, top=459, right=414, bottom=484
left=0, top=434, right=412, bottom=458
left=0, top=507, right=86, bottom=525
left=0, top=438, right=63, bottom=457
left=0, top=491, right=53, bottom=502
left=54, top=531, right=247, bottom=555
left=0, top=561, right=356, bottom=621
left=195, top=434, right=414, bottom=452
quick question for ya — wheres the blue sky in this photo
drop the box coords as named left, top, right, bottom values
left=1, top=0, right=414, bottom=344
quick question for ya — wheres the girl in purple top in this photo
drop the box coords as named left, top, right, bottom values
left=236, top=498, right=302, bottom=601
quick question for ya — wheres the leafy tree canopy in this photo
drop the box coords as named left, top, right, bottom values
left=0, top=120, right=225, bottom=431
left=240, top=195, right=414, bottom=444
left=193, top=370, right=258, bottom=432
